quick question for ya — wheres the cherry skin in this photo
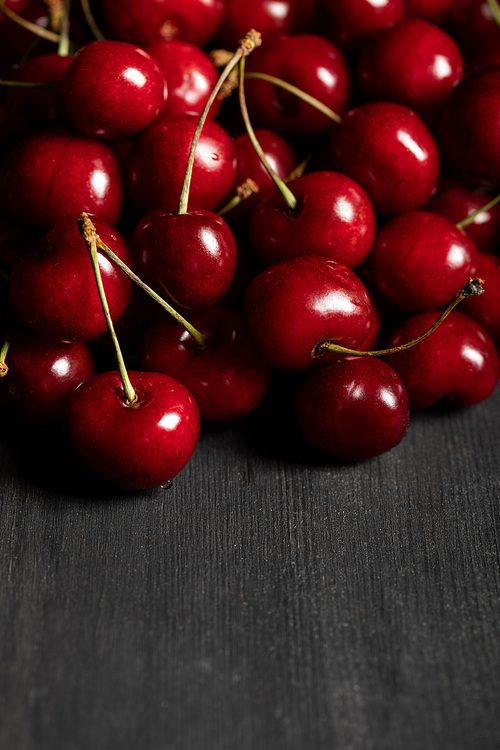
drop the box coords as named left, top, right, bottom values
left=8, top=215, right=133, bottom=342
left=0, top=327, right=94, bottom=424
left=249, top=171, right=376, bottom=269
left=370, top=211, right=478, bottom=312
left=461, top=253, right=500, bottom=350
left=0, top=0, right=51, bottom=78
left=139, top=308, right=272, bottom=422
left=0, top=127, right=123, bottom=229
left=384, top=310, right=500, bottom=408
left=440, top=66, right=500, bottom=185
left=405, top=0, right=464, bottom=25
left=295, top=357, right=410, bottom=460
left=245, top=34, right=351, bottom=137
left=321, top=0, right=406, bottom=54
left=454, top=0, right=500, bottom=69
left=215, top=0, right=318, bottom=48
left=242, top=255, right=373, bottom=371
left=62, top=41, right=168, bottom=140
left=132, top=208, right=237, bottom=311
left=356, top=18, right=463, bottom=123
left=66, top=371, right=200, bottom=491
left=329, top=101, right=440, bottom=217
left=125, top=114, right=236, bottom=214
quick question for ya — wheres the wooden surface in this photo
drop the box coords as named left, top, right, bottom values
left=1, top=379, right=499, bottom=750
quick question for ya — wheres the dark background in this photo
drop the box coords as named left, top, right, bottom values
left=1, top=379, right=499, bottom=750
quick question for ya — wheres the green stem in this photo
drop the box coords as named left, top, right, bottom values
left=456, top=192, right=500, bottom=229
left=57, top=0, right=71, bottom=56
left=177, top=29, right=262, bottom=215
left=244, top=71, right=342, bottom=124
left=78, top=214, right=136, bottom=405
left=80, top=0, right=105, bottom=40
left=0, top=78, right=61, bottom=87
left=238, top=57, right=297, bottom=211
left=319, top=278, right=485, bottom=358
left=0, top=1, right=61, bottom=43
left=486, top=0, right=500, bottom=27
left=0, top=338, right=10, bottom=376
left=217, top=178, right=259, bottom=217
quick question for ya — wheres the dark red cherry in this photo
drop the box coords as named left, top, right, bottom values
left=125, top=114, right=236, bottom=214
left=145, top=39, right=220, bottom=119
left=440, top=66, right=500, bottom=185
left=321, top=0, right=406, bottom=53
left=384, top=310, right=500, bottom=408
left=0, top=327, right=94, bottom=424
left=295, top=357, right=410, bottom=460
left=62, top=41, right=167, bottom=140
left=330, top=102, right=440, bottom=217
left=454, top=0, right=500, bottom=69
left=461, top=253, right=500, bottom=350
left=100, top=0, right=224, bottom=47
left=249, top=171, right=375, bottom=269
left=66, top=370, right=200, bottom=491
left=139, top=308, right=272, bottom=422
left=245, top=34, right=351, bottom=137
left=243, top=255, right=373, bottom=371
left=8, top=215, right=133, bottom=342
left=216, top=0, right=318, bottom=48
left=356, top=18, right=463, bottom=122
left=0, top=127, right=123, bottom=229
left=132, top=208, right=237, bottom=311
left=0, top=0, right=51, bottom=77
left=406, top=0, right=464, bottom=24
left=370, top=211, right=478, bottom=312
left=0, top=219, right=40, bottom=274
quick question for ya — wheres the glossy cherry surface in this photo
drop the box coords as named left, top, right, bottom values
left=330, top=101, right=440, bottom=217
left=295, top=357, right=410, bottom=460
left=139, top=308, right=272, bottom=422
left=216, top=0, right=318, bottom=48
left=63, top=41, right=168, bottom=140
left=243, top=255, right=373, bottom=371
left=0, top=128, right=123, bottom=229
left=8, top=215, right=133, bottom=342
left=461, top=252, right=500, bottom=350
left=322, top=0, right=406, bottom=53
left=66, top=370, right=200, bottom=491
left=249, top=171, right=376, bottom=268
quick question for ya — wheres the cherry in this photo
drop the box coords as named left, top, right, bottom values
left=0, top=218, right=40, bottom=273
left=8, top=214, right=133, bottom=342
left=440, top=65, right=500, bottom=185
left=0, top=127, right=123, bottom=228
left=356, top=18, right=463, bottom=123
left=0, top=0, right=51, bottom=78
left=453, top=0, right=500, bottom=69
left=139, top=307, right=272, bottom=422
left=321, top=0, right=406, bottom=54
left=384, top=310, right=500, bottom=408
left=125, top=114, right=236, bottom=214
left=62, top=41, right=168, bottom=140
left=295, top=357, right=410, bottom=460
left=245, top=34, right=351, bottom=136
left=329, top=101, right=440, bottom=216
left=215, top=0, right=318, bottom=49
left=0, top=327, right=94, bottom=424
left=243, top=255, right=373, bottom=371
left=405, top=0, right=465, bottom=25
left=461, top=253, right=500, bottom=350
left=66, top=370, right=200, bottom=491
left=249, top=171, right=376, bottom=269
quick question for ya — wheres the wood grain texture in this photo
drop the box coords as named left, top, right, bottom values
left=1, top=382, right=499, bottom=750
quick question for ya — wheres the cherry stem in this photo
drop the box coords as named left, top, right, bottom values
left=0, top=79, right=61, bottom=87
left=0, top=338, right=10, bottom=377
left=217, top=178, right=259, bottom=216
left=238, top=57, right=297, bottom=212
left=287, top=153, right=312, bottom=182
left=78, top=214, right=137, bottom=405
left=57, top=0, right=71, bottom=56
left=80, top=0, right=105, bottom=40
left=0, top=1, right=61, bottom=43
left=456, top=192, right=500, bottom=229
left=486, top=0, right=500, bottom=28
left=244, top=72, right=342, bottom=124
left=319, top=278, right=485, bottom=358
left=177, top=29, right=262, bottom=215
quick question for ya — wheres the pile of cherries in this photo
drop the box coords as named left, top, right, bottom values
left=1, top=0, right=500, bottom=490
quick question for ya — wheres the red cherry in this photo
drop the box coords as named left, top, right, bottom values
left=295, top=357, right=410, bottom=460
left=243, top=255, right=373, bottom=371
left=249, top=171, right=376, bottom=268
left=8, top=215, right=133, bottom=342
left=66, top=370, right=200, bottom=491
left=125, top=114, right=236, bottom=214
left=62, top=41, right=168, bottom=140
left=216, top=0, right=318, bottom=49
left=330, top=101, right=440, bottom=216
left=406, top=0, right=464, bottom=25
left=370, top=211, right=478, bottom=312
left=454, top=0, right=500, bottom=69
left=461, top=253, right=500, bottom=350
left=384, top=310, right=500, bottom=408
left=139, top=308, right=272, bottom=422
left=245, top=34, right=351, bottom=137
left=321, top=0, right=406, bottom=53
left=0, top=127, right=123, bottom=229
left=0, top=328, right=94, bottom=424
left=0, top=0, right=51, bottom=77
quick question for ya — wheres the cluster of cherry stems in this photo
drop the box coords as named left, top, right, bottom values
left=0, top=0, right=499, bottom=490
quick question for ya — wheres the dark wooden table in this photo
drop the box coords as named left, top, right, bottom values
left=1, top=379, right=499, bottom=750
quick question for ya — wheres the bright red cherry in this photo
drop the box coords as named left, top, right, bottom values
left=322, top=0, right=406, bottom=53
left=0, top=128, right=123, bottom=229
left=295, top=357, right=410, bottom=460
left=66, top=370, right=200, bottom=491
left=216, top=0, right=318, bottom=48
left=243, top=255, right=373, bottom=371
left=461, top=253, right=500, bottom=350
left=384, top=310, right=500, bottom=408
left=330, top=102, right=440, bottom=217
left=62, top=41, right=168, bottom=140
